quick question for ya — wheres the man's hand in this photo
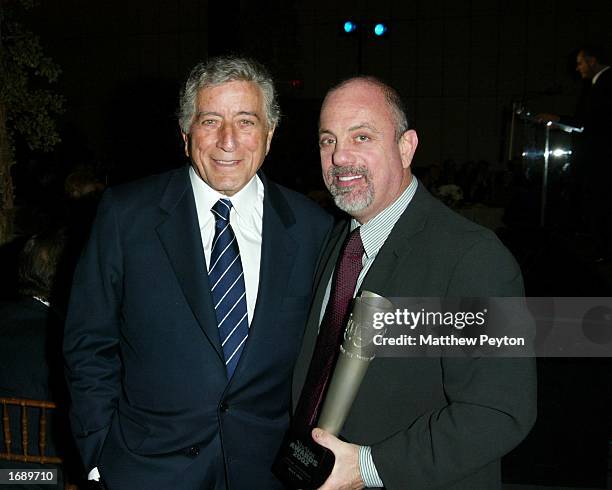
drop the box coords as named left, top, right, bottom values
left=312, top=428, right=365, bottom=490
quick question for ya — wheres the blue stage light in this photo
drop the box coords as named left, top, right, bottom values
left=373, top=23, right=387, bottom=36
left=343, top=21, right=357, bottom=33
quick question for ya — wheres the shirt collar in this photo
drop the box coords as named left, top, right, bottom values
left=33, top=296, right=50, bottom=308
left=592, top=65, right=610, bottom=85
left=350, top=177, right=419, bottom=259
left=189, top=166, right=262, bottom=229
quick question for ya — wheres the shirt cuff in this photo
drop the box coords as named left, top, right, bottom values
left=88, top=467, right=101, bottom=481
left=359, top=445, right=384, bottom=488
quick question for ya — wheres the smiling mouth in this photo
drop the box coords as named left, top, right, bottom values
left=213, top=159, right=240, bottom=166
left=334, top=174, right=365, bottom=188
left=329, top=165, right=369, bottom=190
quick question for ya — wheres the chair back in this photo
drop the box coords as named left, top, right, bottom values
left=0, top=397, right=63, bottom=464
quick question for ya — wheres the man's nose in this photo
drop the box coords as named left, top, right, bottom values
left=332, top=144, right=354, bottom=166
left=217, top=124, right=237, bottom=152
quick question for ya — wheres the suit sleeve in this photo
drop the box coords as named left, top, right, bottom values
left=371, top=238, right=537, bottom=489
left=63, top=189, right=124, bottom=471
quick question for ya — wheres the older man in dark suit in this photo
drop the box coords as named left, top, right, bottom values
left=293, top=77, right=536, bottom=489
left=63, top=56, right=332, bottom=490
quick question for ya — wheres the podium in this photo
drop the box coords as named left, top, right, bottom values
left=508, top=103, right=583, bottom=227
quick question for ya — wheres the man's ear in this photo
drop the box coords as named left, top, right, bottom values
left=265, top=125, right=276, bottom=155
left=399, top=129, right=418, bottom=169
left=181, top=130, right=190, bottom=158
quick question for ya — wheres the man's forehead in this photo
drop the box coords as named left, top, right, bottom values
left=323, top=86, right=388, bottom=123
left=320, top=88, right=391, bottom=130
left=577, top=50, right=590, bottom=61
left=194, top=82, right=265, bottom=120
left=197, top=81, right=262, bottom=102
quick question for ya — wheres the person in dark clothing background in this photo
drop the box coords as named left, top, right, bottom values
left=0, top=229, right=82, bottom=489
left=536, top=45, right=612, bottom=261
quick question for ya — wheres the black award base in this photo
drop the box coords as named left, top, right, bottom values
left=272, top=428, right=335, bottom=489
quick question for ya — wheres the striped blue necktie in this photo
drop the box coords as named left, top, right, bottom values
left=208, top=198, right=249, bottom=378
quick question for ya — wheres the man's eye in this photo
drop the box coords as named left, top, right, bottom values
left=240, top=119, right=255, bottom=126
left=319, top=137, right=335, bottom=146
left=201, top=119, right=217, bottom=126
left=356, top=135, right=370, bottom=142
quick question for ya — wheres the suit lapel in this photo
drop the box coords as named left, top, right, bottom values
left=310, top=222, right=349, bottom=326
left=229, top=174, right=299, bottom=379
left=292, top=221, right=349, bottom=406
left=360, top=183, right=431, bottom=297
left=156, top=166, right=224, bottom=361
left=252, top=176, right=298, bottom=330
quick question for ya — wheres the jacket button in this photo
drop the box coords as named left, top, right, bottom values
left=187, top=446, right=200, bottom=458
left=219, top=401, right=229, bottom=412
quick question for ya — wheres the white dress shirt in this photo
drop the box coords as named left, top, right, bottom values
left=189, top=167, right=264, bottom=323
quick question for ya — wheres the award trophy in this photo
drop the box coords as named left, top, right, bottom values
left=272, top=291, right=392, bottom=489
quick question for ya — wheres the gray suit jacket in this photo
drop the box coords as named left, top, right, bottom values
left=293, top=182, right=536, bottom=489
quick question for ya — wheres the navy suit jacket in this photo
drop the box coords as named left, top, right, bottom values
left=63, top=166, right=332, bottom=489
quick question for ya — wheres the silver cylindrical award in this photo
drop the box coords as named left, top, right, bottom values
left=273, top=291, right=392, bottom=489
left=317, top=291, right=392, bottom=435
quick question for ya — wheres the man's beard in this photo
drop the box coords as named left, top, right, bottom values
left=326, top=165, right=374, bottom=215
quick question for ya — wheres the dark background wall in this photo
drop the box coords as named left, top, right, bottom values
left=292, top=0, right=612, bottom=167
left=21, top=0, right=612, bottom=186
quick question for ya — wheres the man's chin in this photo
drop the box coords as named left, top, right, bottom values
left=333, top=195, right=372, bottom=216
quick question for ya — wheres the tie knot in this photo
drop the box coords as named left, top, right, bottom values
left=211, top=198, right=232, bottom=222
left=344, top=227, right=364, bottom=258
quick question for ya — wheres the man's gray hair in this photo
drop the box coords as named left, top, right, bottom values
left=325, top=76, right=410, bottom=141
left=178, top=56, right=280, bottom=133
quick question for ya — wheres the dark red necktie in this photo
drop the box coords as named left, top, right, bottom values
left=294, top=227, right=365, bottom=429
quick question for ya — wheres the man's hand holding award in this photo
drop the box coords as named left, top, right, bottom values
left=273, top=291, right=392, bottom=489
